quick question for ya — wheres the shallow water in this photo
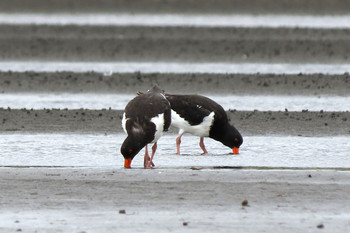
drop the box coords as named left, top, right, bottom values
left=0, top=93, right=349, bottom=111
left=0, top=93, right=130, bottom=110
left=1, top=13, right=350, bottom=28
left=0, top=133, right=348, bottom=169
left=1, top=62, right=350, bottom=74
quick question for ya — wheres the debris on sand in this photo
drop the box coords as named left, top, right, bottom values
left=119, top=209, right=126, bottom=214
left=242, top=200, right=249, bottom=207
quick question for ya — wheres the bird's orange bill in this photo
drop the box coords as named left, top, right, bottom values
left=232, top=147, right=239, bottom=154
left=124, top=158, right=132, bottom=168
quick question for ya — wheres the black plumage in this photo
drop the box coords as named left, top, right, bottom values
left=165, top=94, right=243, bottom=154
left=121, top=85, right=171, bottom=168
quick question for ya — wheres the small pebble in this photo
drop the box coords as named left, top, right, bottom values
left=317, top=224, right=324, bottom=229
left=119, top=209, right=126, bottom=214
left=308, top=174, right=312, bottom=178
left=183, top=222, right=189, bottom=226
left=242, top=200, right=249, bottom=207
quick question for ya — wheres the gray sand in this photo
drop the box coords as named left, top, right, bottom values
left=1, top=72, right=350, bottom=95
left=1, top=109, right=350, bottom=136
left=1, top=0, right=350, bottom=14
left=1, top=168, right=349, bottom=232
left=1, top=25, right=350, bottom=63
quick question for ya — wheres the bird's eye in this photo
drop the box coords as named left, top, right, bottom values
left=234, top=138, right=239, bottom=142
left=128, top=149, right=133, bottom=154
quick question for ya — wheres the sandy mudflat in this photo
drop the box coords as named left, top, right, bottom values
left=0, top=109, right=349, bottom=136
left=1, top=71, right=350, bottom=95
left=0, top=0, right=350, bottom=14
left=0, top=167, right=349, bottom=232
left=1, top=25, right=350, bottom=63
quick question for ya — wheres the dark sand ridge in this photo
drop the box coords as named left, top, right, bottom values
left=0, top=0, right=349, bottom=14
left=1, top=109, right=349, bottom=136
left=1, top=72, right=350, bottom=95
left=3, top=25, right=350, bottom=40
left=1, top=25, right=350, bottom=62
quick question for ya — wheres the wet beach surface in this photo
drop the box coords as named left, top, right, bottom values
left=1, top=168, right=350, bottom=233
left=1, top=134, right=350, bottom=168
left=1, top=0, right=350, bottom=232
left=1, top=24, right=350, bottom=63
left=1, top=0, right=350, bottom=14
left=1, top=109, right=350, bottom=136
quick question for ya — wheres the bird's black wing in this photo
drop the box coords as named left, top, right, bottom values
left=165, top=94, right=215, bottom=126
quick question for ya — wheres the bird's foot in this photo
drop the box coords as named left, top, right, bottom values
left=144, top=155, right=155, bottom=168
left=144, top=161, right=155, bottom=169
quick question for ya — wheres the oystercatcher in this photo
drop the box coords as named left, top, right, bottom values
left=121, top=85, right=171, bottom=168
left=165, top=94, right=243, bottom=155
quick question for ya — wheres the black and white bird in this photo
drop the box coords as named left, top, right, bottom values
left=121, top=85, right=171, bottom=168
left=165, top=94, right=243, bottom=155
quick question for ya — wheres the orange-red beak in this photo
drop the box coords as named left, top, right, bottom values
left=232, top=147, right=239, bottom=154
left=124, top=158, right=132, bottom=168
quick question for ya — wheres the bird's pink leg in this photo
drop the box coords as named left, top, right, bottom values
left=144, top=143, right=156, bottom=169
left=144, top=145, right=151, bottom=168
left=176, top=133, right=183, bottom=155
left=148, top=142, right=157, bottom=168
left=199, top=137, right=208, bottom=154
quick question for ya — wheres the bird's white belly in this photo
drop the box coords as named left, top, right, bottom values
left=171, top=110, right=214, bottom=137
left=121, top=113, right=127, bottom=134
left=150, top=113, right=165, bottom=143
left=122, top=112, right=165, bottom=143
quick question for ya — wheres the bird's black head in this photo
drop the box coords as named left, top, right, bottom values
left=221, top=125, right=243, bottom=154
left=120, top=136, right=145, bottom=168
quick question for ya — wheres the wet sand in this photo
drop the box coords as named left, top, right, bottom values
left=1, top=71, right=350, bottom=95
left=1, top=168, right=350, bottom=232
left=1, top=25, right=350, bottom=63
left=0, top=108, right=349, bottom=136
left=1, top=0, right=349, bottom=14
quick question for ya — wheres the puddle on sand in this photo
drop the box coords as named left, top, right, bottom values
left=1, top=62, right=350, bottom=74
left=1, top=93, right=350, bottom=111
left=1, top=13, right=350, bottom=28
left=0, top=134, right=349, bottom=169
